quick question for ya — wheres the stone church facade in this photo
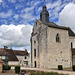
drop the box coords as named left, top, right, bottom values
left=30, top=5, right=75, bottom=68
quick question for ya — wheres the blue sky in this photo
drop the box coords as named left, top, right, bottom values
left=0, top=0, right=75, bottom=51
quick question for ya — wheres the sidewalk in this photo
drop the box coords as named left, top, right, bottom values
left=0, top=74, right=18, bottom=75
left=21, top=67, right=75, bottom=75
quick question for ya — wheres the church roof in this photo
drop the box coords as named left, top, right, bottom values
left=37, top=19, right=75, bottom=37
left=43, top=21, right=75, bottom=36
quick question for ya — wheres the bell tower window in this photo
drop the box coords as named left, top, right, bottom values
left=71, top=42, right=73, bottom=48
left=34, top=49, right=36, bottom=58
left=56, top=33, right=60, bottom=42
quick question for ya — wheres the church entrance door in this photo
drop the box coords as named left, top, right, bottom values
left=34, top=61, right=37, bottom=68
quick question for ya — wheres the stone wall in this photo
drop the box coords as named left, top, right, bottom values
left=16, top=55, right=23, bottom=66
left=47, top=27, right=72, bottom=68
left=0, top=63, right=2, bottom=73
left=31, top=19, right=74, bottom=68
left=8, top=61, right=19, bottom=66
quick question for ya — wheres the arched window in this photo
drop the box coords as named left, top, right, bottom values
left=34, top=49, right=36, bottom=57
left=71, top=42, right=73, bottom=48
left=56, top=33, right=60, bottom=42
left=34, top=61, right=37, bottom=67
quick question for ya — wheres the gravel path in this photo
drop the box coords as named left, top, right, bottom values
left=0, top=74, right=18, bottom=75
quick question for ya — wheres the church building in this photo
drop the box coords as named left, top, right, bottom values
left=30, top=4, right=75, bottom=68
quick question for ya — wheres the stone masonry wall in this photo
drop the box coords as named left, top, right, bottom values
left=47, top=27, right=72, bottom=68
left=0, top=63, right=2, bottom=73
left=31, top=19, right=73, bottom=68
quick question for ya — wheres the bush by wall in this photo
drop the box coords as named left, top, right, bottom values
left=58, top=65, right=63, bottom=70
left=15, top=66, right=20, bottom=73
left=3, top=65, right=11, bottom=70
left=30, top=71, right=68, bottom=75
left=72, top=65, right=75, bottom=71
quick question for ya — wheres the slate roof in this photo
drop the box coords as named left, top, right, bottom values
left=0, top=48, right=18, bottom=61
left=0, top=48, right=29, bottom=61
left=6, top=49, right=18, bottom=61
left=0, top=48, right=6, bottom=56
left=37, top=19, right=75, bottom=37
left=42, top=21, right=75, bottom=36
left=13, top=49, right=29, bottom=56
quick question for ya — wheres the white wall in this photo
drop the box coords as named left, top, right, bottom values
left=16, top=55, right=24, bottom=66
left=1, top=56, right=6, bottom=59
left=8, top=61, right=19, bottom=66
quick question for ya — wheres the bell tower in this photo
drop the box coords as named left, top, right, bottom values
left=40, top=4, right=49, bottom=23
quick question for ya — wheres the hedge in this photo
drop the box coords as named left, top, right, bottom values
left=15, top=66, right=20, bottom=73
left=72, top=65, right=75, bottom=71
left=3, top=65, right=11, bottom=70
left=30, top=71, right=68, bottom=75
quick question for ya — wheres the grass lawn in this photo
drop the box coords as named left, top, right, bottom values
left=51, top=67, right=72, bottom=71
left=30, top=71, right=69, bottom=75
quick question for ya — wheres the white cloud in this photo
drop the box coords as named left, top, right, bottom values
left=22, top=13, right=35, bottom=20
left=0, top=24, right=33, bottom=47
left=24, top=7, right=34, bottom=12
left=13, top=14, right=19, bottom=20
left=8, top=0, right=16, bottom=3
left=0, top=10, right=13, bottom=18
left=58, top=3, right=75, bottom=32
left=0, top=0, right=3, bottom=3
left=46, top=0, right=61, bottom=9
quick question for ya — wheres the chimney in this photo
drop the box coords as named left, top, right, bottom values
left=10, top=48, right=12, bottom=50
left=4, top=46, right=8, bottom=50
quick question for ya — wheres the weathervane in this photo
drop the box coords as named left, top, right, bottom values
left=44, top=0, right=45, bottom=4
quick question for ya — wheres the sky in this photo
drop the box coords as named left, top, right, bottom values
left=0, top=0, right=75, bottom=52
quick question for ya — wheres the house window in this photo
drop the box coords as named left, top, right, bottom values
left=56, top=33, right=60, bottom=42
left=34, top=61, right=37, bottom=67
left=24, top=61, right=28, bottom=65
left=71, top=42, right=73, bottom=48
left=24, top=56, right=27, bottom=59
left=34, top=49, right=36, bottom=57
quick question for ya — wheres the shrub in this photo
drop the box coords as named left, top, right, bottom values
left=30, top=71, right=69, bottom=75
left=58, top=65, right=63, bottom=70
left=3, top=65, right=11, bottom=70
left=15, top=66, right=20, bottom=73
left=31, top=72, right=36, bottom=75
left=72, top=65, right=75, bottom=71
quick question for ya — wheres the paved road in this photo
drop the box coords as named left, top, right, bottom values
left=0, top=74, right=18, bottom=75
left=21, top=67, right=75, bottom=75
left=0, top=74, right=26, bottom=75
left=1, top=67, right=75, bottom=75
